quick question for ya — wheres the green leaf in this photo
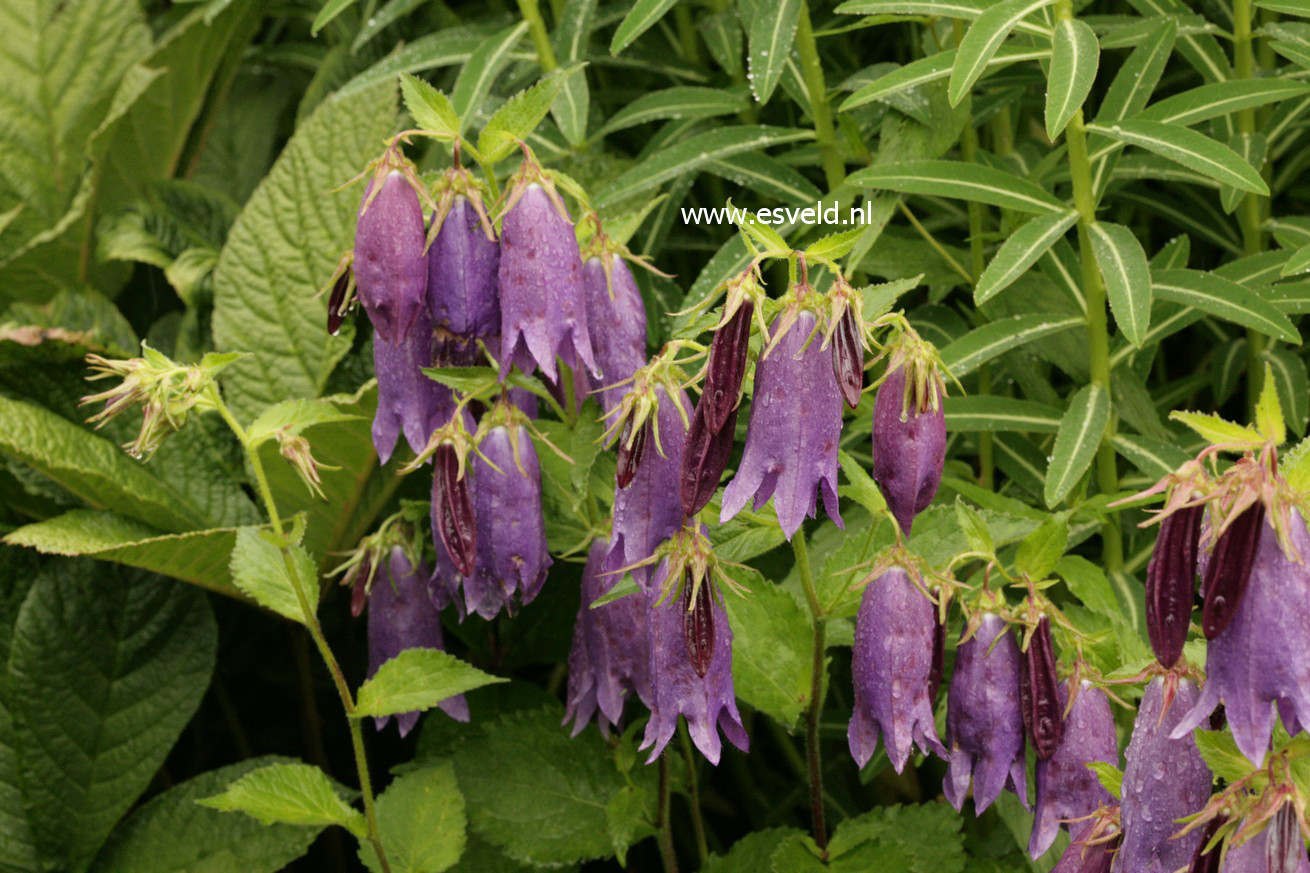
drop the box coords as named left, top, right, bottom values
left=1192, top=729, right=1253, bottom=782
left=706, top=153, right=822, bottom=205
left=399, top=73, right=461, bottom=140
left=1015, top=517, right=1068, bottom=580
left=1095, top=18, right=1175, bottom=124
left=451, top=22, right=528, bottom=130
left=948, top=0, right=1057, bottom=106
left=0, top=395, right=211, bottom=532
left=1111, top=433, right=1191, bottom=479
left=230, top=527, right=315, bottom=624
left=1258, top=0, right=1310, bottom=15
left=974, top=210, right=1079, bottom=304
left=478, top=72, right=573, bottom=164
left=1087, top=119, right=1268, bottom=195
left=1086, top=762, right=1124, bottom=799
left=848, top=160, right=1065, bottom=214
left=200, top=762, right=367, bottom=838
left=341, top=28, right=487, bottom=97
left=822, top=803, right=966, bottom=872
left=359, top=763, right=466, bottom=873
left=355, top=648, right=505, bottom=718
left=840, top=46, right=1049, bottom=112
left=552, top=72, right=590, bottom=146
left=838, top=449, right=888, bottom=515
left=939, top=314, right=1083, bottom=377
left=723, top=571, right=813, bottom=730
left=3, top=510, right=241, bottom=598
left=610, top=0, right=679, bottom=54
left=1265, top=348, right=1309, bottom=437
left=1152, top=268, right=1300, bottom=344
left=955, top=500, right=994, bottom=554
left=89, top=757, right=322, bottom=873
left=1169, top=411, right=1264, bottom=448
left=454, top=706, right=657, bottom=866
left=1044, top=384, right=1110, bottom=508
left=1088, top=221, right=1153, bottom=347
left=595, top=126, right=814, bottom=209
left=1139, top=79, right=1310, bottom=128
left=10, top=568, right=216, bottom=871
left=598, top=86, right=749, bottom=136
left=747, top=0, right=801, bottom=104
left=1045, top=19, right=1099, bottom=140
left=311, top=0, right=358, bottom=35
left=944, top=396, right=1062, bottom=432
left=804, top=228, right=865, bottom=264
left=1255, top=362, right=1287, bottom=445
left=1055, top=555, right=1119, bottom=620
left=248, top=398, right=359, bottom=445
left=212, top=82, right=397, bottom=422
left=1281, top=242, right=1310, bottom=278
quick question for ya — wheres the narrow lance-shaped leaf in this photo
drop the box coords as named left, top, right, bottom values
left=840, top=46, right=1050, bottom=112
left=610, top=0, right=679, bottom=54
left=1044, top=383, right=1110, bottom=508
left=847, top=160, right=1066, bottom=214
left=1088, top=221, right=1153, bottom=347
left=1087, top=119, right=1269, bottom=195
left=974, top=210, right=1079, bottom=304
left=939, top=314, right=1083, bottom=377
left=1045, top=18, right=1099, bottom=141
left=451, top=22, right=529, bottom=132
left=1152, top=268, right=1300, bottom=344
left=948, top=0, right=1057, bottom=106
left=748, top=0, right=801, bottom=104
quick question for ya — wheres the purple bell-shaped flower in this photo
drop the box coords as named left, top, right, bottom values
left=944, top=612, right=1028, bottom=814
left=372, top=308, right=453, bottom=464
left=426, top=193, right=500, bottom=343
left=848, top=568, right=947, bottom=772
left=366, top=546, right=469, bottom=736
left=354, top=169, right=427, bottom=343
left=872, top=361, right=946, bottom=535
left=720, top=311, right=843, bottom=539
left=1220, top=813, right=1310, bottom=873
left=1030, top=682, right=1118, bottom=859
left=581, top=253, right=648, bottom=414
left=564, top=538, right=653, bottom=736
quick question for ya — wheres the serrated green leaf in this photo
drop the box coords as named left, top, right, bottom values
left=201, top=763, right=367, bottom=837
left=479, top=71, right=575, bottom=163
left=399, top=73, right=461, bottom=140
left=1055, top=555, right=1119, bottom=620
left=1170, top=410, right=1264, bottom=448
left=359, top=763, right=466, bottom=873
left=948, top=0, right=1057, bottom=106
left=747, top=0, right=800, bottom=104
left=955, top=499, right=994, bottom=554
left=1255, top=362, right=1287, bottom=445
left=248, top=398, right=359, bottom=445
left=838, top=449, right=888, bottom=515
left=1086, top=762, right=1124, bottom=799
left=11, top=567, right=216, bottom=871
left=1088, top=119, right=1268, bottom=195
left=848, top=160, right=1065, bottom=214
left=355, top=648, right=505, bottom=718
left=230, top=527, right=314, bottom=624
left=1152, top=268, right=1300, bottom=344
left=1044, top=384, right=1110, bottom=508
left=803, top=228, right=863, bottom=264
left=1015, top=516, right=1068, bottom=579
left=939, top=314, right=1083, bottom=377
left=1192, top=729, right=1253, bottom=782
left=1089, top=221, right=1152, bottom=347
left=975, top=210, right=1079, bottom=304
left=1046, top=19, right=1099, bottom=140
left=723, top=568, right=812, bottom=729
left=944, top=396, right=1063, bottom=432
left=212, top=82, right=396, bottom=422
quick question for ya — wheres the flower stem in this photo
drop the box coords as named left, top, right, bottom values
left=208, top=388, right=392, bottom=873
left=657, top=752, right=679, bottom=873
left=517, top=0, right=558, bottom=72
left=795, top=1, right=844, bottom=193
left=677, top=722, right=709, bottom=866
left=1234, top=0, right=1267, bottom=413
left=791, top=530, right=828, bottom=855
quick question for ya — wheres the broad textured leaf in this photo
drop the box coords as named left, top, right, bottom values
left=1044, top=384, right=1110, bottom=508
left=1089, top=119, right=1268, bottom=195
left=211, top=82, right=396, bottom=422
left=848, top=160, right=1065, bottom=214
left=9, top=567, right=216, bottom=871
left=360, top=763, right=466, bottom=873
left=451, top=23, right=528, bottom=130
left=1014, top=517, right=1068, bottom=580
left=200, top=762, right=367, bottom=837
left=1045, top=19, right=1098, bottom=140
left=974, top=210, right=1078, bottom=304
left=355, top=649, right=505, bottom=718
left=229, top=527, right=314, bottom=624
left=1088, top=221, right=1152, bottom=346
left=723, top=570, right=812, bottom=730
left=90, top=757, right=321, bottom=873
left=599, top=86, right=749, bottom=135
left=747, top=0, right=800, bottom=104
left=0, top=548, right=39, bottom=872
left=944, top=396, right=1062, bottom=432
left=948, top=0, right=1057, bottom=106
left=939, top=314, right=1083, bottom=377
left=1152, top=268, right=1300, bottom=343
left=610, top=0, right=679, bottom=54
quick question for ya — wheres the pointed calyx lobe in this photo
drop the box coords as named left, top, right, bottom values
left=1146, top=503, right=1203, bottom=667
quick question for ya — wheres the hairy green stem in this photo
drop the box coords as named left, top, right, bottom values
left=791, top=531, right=828, bottom=855
left=796, top=1, right=845, bottom=192
left=657, top=753, right=679, bottom=873
left=517, top=0, right=558, bottom=72
left=677, top=722, right=709, bottom=866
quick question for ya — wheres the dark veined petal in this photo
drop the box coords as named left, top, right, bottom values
left=1268, top=805, right=1303, bottom=873
left=1202, top=504, right=1266, bottom=640
left=703, top=300, right=753, bottom=433
left=1145, top=504, right=1203, bottom=667
left=683, top=573, right=715, bottom=679
left=831, top=307, right=864, bottom=409
left=432, top=444, right=476, bottom=576
left=327, top=270, right=350, bottom=336
left=1020, top=618, right=1064, bottom=760
left=1186, top=816, right=1224, bottom=873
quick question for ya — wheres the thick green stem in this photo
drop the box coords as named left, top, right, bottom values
left=791, top=531, right=828, bottom=855
left=517, top=0, right=558, bottom=72
left=657, top=753, right=679, bottom=873
left=1235, top=0, right=1267, bottom=411
left=795, top=1, right=845, bottom=192
left=677, top=723, right=709, bottom=866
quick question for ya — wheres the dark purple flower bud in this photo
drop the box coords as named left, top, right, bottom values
left=607, top=389, right=689, bottom=591
left=327, top=269, right=351, bottom=336
left=497, top=183, right=599, bottom=384
left=615, top=418, right=648, bottom=490
left=426, top=195, right=499, bottom=341
left=372, top=309, right=454, bottom=464
left=1118, top=678, right=1211, bottom=873
left=582, top=255, right=648, bottom=414
left=454, top=424, right=552, bottom=619
left=720, top=311, right=843, bottom=540
left=640, top=562, right=748, bottom=765
left=831, top=307, right=864, bottom=409
left=683, top=574, right=715, bottom=678
left=1021, top=617, right=1065, bottom=760
left=1202, top=504, right=1267, bottom=640
left=679, top=397, right=737, bottom=517
left=1030, top=682, right=1117, bottom=859
left=702, top=301, right=753, bottom=433
left=1187, top=816, right=1224, bottom=873
left=1222, top=817, right=1310, bottom=873
left=944, top=613, right=1027, bottom=814
left=564, top=538, right=652, bottom=736
left=367, top=546, right=469, bottom=735
left=872, top=363, right=946, bottom=535
left=848, top=568, right=947, bottom=772
left=354, top=171, right=427, bottom=342
left=1051, top=824, right=1119, bottom=873
left=1146, top=505, right=1204, bottom=667
left=432, top=441, right=477, bottom=578
left=1170, top=513, right=1310, bottom=767
left=929, top=611, right=946, bottom=702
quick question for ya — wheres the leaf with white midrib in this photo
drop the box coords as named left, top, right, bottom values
left=1044, top=384, right=1111, bottom=508
left=451, top=22, right=529, bottom=132
left=833, top=0, right=1052, bottom=36
left=1045, top=18, right=1099, bottom=141
left=948, top=0, right=1057, bottom=106
left=975, top=210, right=1079, bottom=304
left=610, top=0, right=679, bottom=55
left=1088, top=119, right=1268, bottom=195
left=748, top=0, right=801, bottom=104
left=598, top=87, right=749, bottom=136
left=1152, top=267, right=1301, bottom=343
left=1139, top=79, right=1310, bottom=128
left=848, top=160, right=1065, bottom=214
left=940, top=315, right=1084, bottom=377
left=1088, top=221, right=1152, bottom=347
left=944, top=396, right=1063, bottom=432
left=840, top=46, right=1049, bottom=112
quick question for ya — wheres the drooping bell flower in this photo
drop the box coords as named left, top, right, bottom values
left=944, top=612, right=1027, bottom=814
left=639, top=524, right=748, bottom=764
left=372, top=308, right=454, bottom=464
left=720, top=310, right=843, bottom=540
left=1030, top=682, right=1118, bottom=859
left=564, top=538, right=653, bottom=736
left=1021, top=617, right=1065, bottom=759
left=605, top=387, right=690, bottom=591
left=1202, top=503, right=1267, bottom=640
left=367, top=546, right=469, bottom=735
left=354, top=166, right=427, bottom=342
left=426, top=167, right=500, bottom=344
left=581, top=250, right=648, bottom=414
left=496, top=162, right=599, bottom=384
left=1220, top=812, right=1310, bottom=873
left=1146, top=504, right=1204, bottom=667
left=1119, top=677, right=1211, bottom=873
left=1170, top=511, right=1310, bottom=767
left=872, top=351, right=946, bottom=535
left=849, top=568, right=946, bottom=772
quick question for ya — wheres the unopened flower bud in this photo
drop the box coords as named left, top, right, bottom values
left=1146, top=504, right=1204, bottom=667
left=1202, top=503, right=1266, bottom=640
left=1020, top=617, right=1065, bottom=760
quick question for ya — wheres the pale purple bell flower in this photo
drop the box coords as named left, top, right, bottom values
left=426, top=195, right=499, bottom=341
left=872, top=363, right=946, bottom=535
left=581, top=254, right=648, bottom=414
left=367, top=546, right=469, bottom=735
left=1030, top=682, right=1118, bottom=859
left=720, top=311, right=843, bottom=540
left=944, top=613, right=1028, bottom=814
left=848, top=568, right=947, bottom=772
left=371, top=308, right=453, bottom=464
left=354, top=171, right=427, bottom=343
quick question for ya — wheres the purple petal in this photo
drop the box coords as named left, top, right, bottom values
left=426, top=195, right=500, bottom=340
left=354, top=172, right=427, bottom=342
left=581, top=255, right=648, bottom=414
left=1029, top=683, right=1117, bottom=859
left=872, top=365, right=945, bottom=535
